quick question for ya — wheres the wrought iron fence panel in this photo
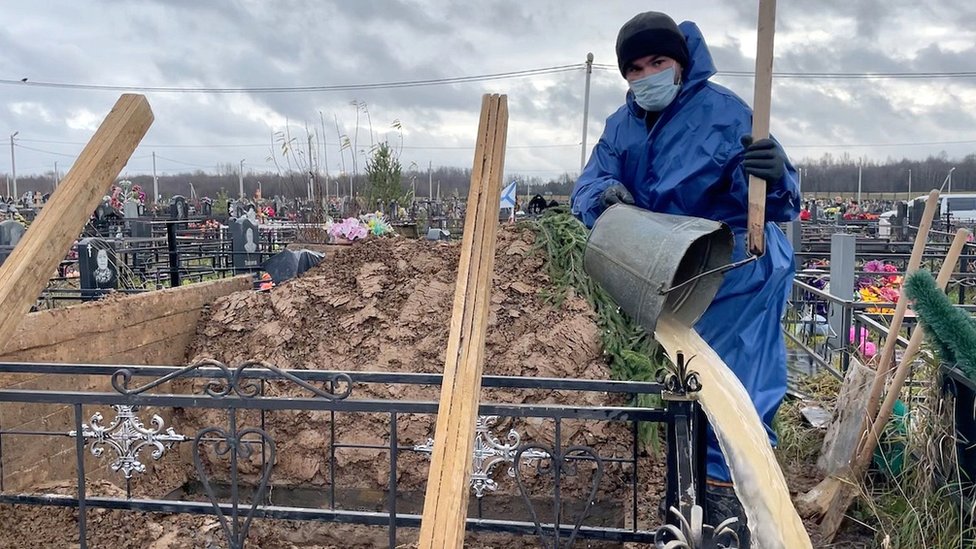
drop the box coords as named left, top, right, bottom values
left=0, top=360, right=728, bottom=548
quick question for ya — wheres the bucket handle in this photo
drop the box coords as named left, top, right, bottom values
left=658, top=255, right=758, bottom=295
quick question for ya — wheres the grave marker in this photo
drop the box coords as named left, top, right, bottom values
left=78, top=238, right=120, bottom=301
left=123, top=199, right=140, bottom=219
left=231, top=216, right=261, bottom=273
left=170, top=195, right=188, bottom=220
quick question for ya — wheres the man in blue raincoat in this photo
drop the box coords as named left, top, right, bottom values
left=571, top=11, right=799, bottom=536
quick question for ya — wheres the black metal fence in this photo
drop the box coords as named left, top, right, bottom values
left=0, top=359, right=735, bottom=548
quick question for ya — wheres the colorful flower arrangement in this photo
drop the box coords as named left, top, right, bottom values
left=361, top=212, right=393, bottom=236
left=858, top=260, right=902, bottom=314
left=107, top=180, right=146, bottom=210
left=328, top=217, right=369, bottom=242
left=325, top=212, right=394, bottom=243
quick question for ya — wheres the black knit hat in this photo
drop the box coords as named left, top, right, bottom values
left=616, top=12, right=690, bottom=76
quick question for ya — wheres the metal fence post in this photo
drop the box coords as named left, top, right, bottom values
left=786, top=220, right=802, bottom=258
left=166, top=222, right=181, bottom=287
left=828, top=233, right=856, bottom=354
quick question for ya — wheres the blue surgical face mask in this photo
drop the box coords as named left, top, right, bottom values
left=629, top=66, right=681, bottom=112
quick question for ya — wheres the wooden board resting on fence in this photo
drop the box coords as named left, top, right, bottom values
left=0, top=275, right=251, bottom=365
left=417, top=94, right=508, bottom=549
left=0, top=94, right=153, bottom=354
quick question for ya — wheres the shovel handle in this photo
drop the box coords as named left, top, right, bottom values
left=747, top=0, right=777, bottom=256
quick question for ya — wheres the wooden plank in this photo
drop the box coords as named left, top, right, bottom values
left=430, top=95, right=504, bottom=548
left=418, top=94, right=508, bottom=549
left=800, top=190, right=941, bottom=541
left=809, top=227, right=971, bottom=537
left=0, top=94, right=153, bottom=353
left=2, top=308, right=201, bottom=364
left=2, top=276, right=250, bottom=356
left=655, top=314, right=812, bottom=549
left=816, top=357, right=874, bottom=475
left=857, top=227, right=969, bottom=468
left=747, top=0, right=776, bottom=256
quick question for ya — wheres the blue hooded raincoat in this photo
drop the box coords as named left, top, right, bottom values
left=571, top=21, right=800, bottom=482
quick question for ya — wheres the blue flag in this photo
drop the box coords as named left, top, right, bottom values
left=500, top=181, right=517, bottom=210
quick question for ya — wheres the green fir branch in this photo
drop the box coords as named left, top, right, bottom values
left=523, top=208, right=669, bottom=447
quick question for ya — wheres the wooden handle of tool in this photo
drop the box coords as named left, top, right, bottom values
left=747, top=0, right=776, bottom=256
left=856, top=227, right=968, bottom=468
left=863, top=189, right=940, bottom=423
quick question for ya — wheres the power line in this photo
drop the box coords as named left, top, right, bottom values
left=153, top=154, right=216, bottom=169
left=592, top=64, right=976, bottom=79
left=16, top=136, right=579, bottom=150
left=1, top=65, right=581, bottom=94
left=786, top=138, right=976, bottom=149
left=13, top=143, right=78, bottom=158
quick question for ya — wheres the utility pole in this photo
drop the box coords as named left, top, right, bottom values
left=907, top=169, right=911, bottom=200
left=307, top=133, right=315, bottom=202
left=581, top=52, right=594, bottom=171
left=152, top=151, right=159, bottom=203
left=9, top=131, right=18, bottom=200
left=857, top=164, right=862, bottom=204
left=320, top=111, right=329, bottom=202
left=428, top=160, right=432, bottom=200
left=54, top=161, right=59, bottom=190
left=239, top=159, right=246, bottom=199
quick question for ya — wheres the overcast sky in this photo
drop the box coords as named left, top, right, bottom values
left=1, top=0, right=975, bottom=185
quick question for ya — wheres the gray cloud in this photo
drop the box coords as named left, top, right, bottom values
left=0, top=0, right=974, bottom=182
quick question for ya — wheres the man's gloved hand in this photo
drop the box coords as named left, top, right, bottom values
left=741, top=135, right=787, bottom=183
left=601, top=183, right=635, bottom=208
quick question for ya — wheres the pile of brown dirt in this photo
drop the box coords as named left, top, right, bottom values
left=175, top=226, right=664, bottom=545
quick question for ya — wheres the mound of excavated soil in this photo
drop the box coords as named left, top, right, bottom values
left=0, top=226, right=666, bottom=549
left=176, top=226, right=665, bottom=545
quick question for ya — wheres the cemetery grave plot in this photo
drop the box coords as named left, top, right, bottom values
left=0, top=225, right=672, bottom=548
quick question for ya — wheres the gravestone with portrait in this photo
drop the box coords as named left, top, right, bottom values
left=78, top=238, right=120, bottom=301
left=201, top=198, right=213, bottom=217
left=170, top=195, right=188, bottom=220
left=230, top=215, right=261, bottom=273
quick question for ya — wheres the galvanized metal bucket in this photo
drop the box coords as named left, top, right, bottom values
left=583, top=204, right=735, bottom=332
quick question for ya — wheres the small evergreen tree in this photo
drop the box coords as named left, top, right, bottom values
left=364, top=141, right=408, bottom=208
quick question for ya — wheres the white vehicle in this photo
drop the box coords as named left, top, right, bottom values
left=911, top=193, right=976, bottom=221
left=878, top=210, right=897, bottom=238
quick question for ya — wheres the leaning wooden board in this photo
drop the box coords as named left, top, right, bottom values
left=0, top=94, right=153, bottom=353
left=417, top=94, right=508, bottom=548
left=656, top=313, right=812, bottom=549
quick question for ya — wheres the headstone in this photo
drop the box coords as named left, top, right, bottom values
left=123, top=200, right=140, bottom=219
left=231, top=201, right=247, bottom=219
left=231, top=216, right=261, bottom=273
left=94, top=202, right=112, bottom=221
left=170, top=195, right=188, bottom=220
left=131, top=220, right=152, bottom=238
left=426, top=228, right=450, bottom=241
left=0, top=220, right=26, bottom=247
left=201, top=198, right=213, bottom=217
left=137, top=203, right=146, bottom=216
left=78, top=238, right=120, bottom=301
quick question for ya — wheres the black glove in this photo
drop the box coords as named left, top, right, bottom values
left=601, top=183, right=635, bottom=208
left=741, top=135, right=787, bottom=183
